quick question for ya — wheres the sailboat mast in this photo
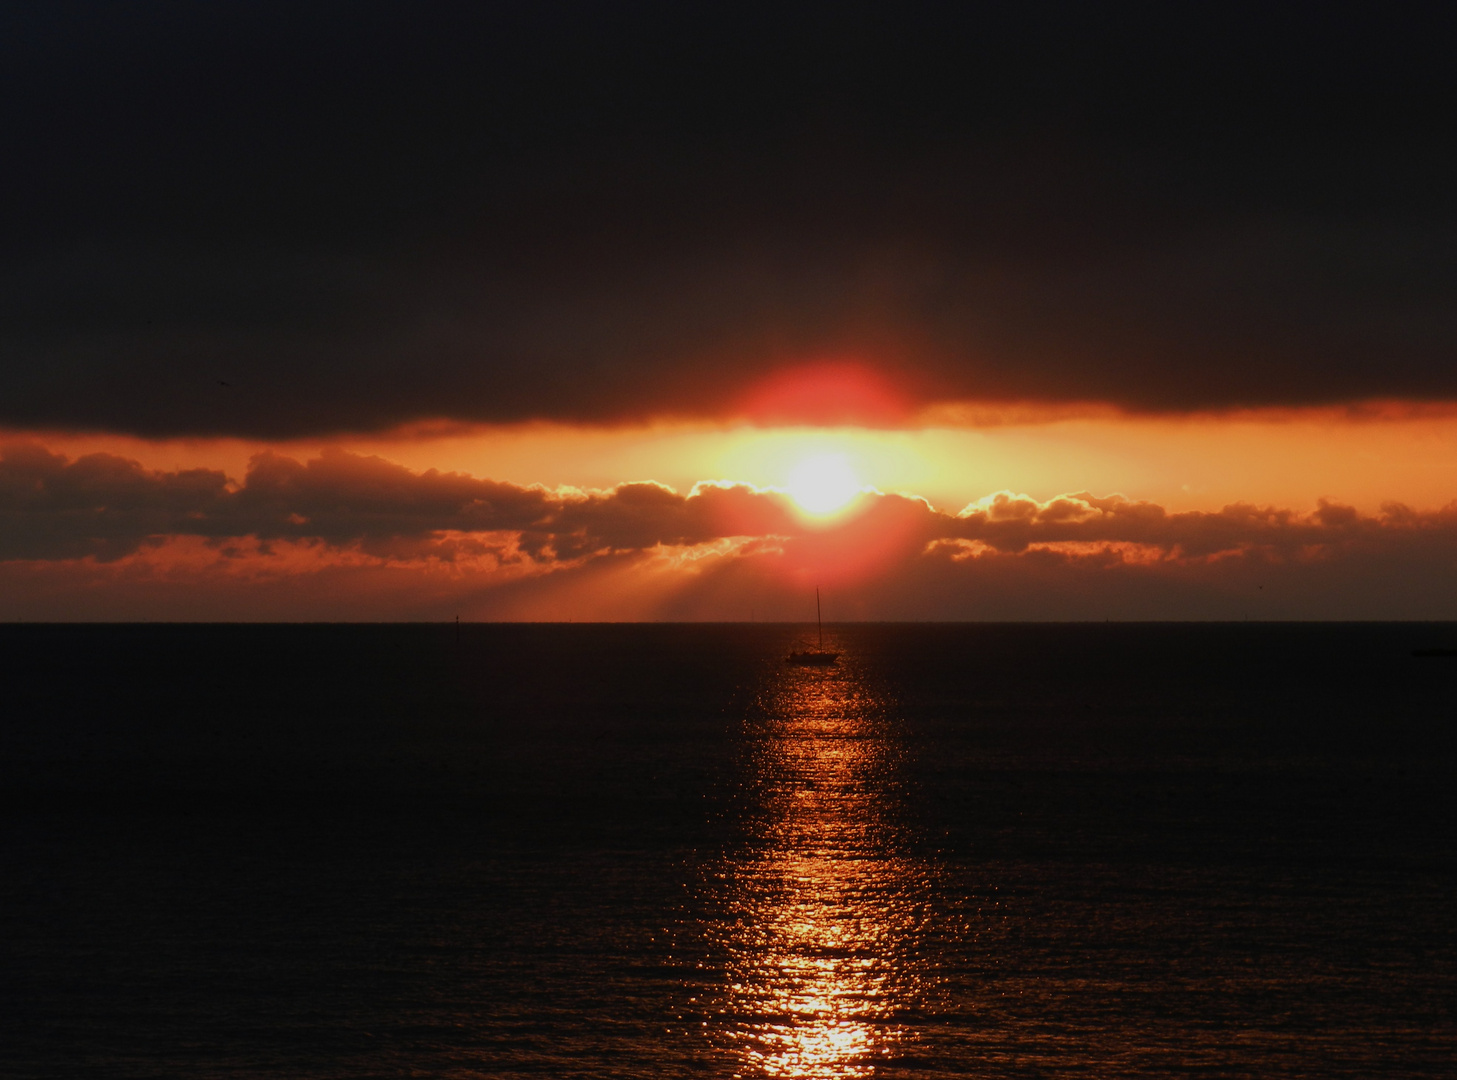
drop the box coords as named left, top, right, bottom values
left=816, top=586, right=823, bottom=650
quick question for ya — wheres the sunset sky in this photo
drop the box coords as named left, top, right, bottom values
left=4, top=2, right=1456, bottom=620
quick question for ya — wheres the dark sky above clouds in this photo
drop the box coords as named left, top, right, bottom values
left=3, top=2, right=1456, bottom=437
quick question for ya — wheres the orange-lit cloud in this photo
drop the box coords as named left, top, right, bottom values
left=15, top=398, right=1457, bottom=519
left=5, top=441, right=1457, bottom=621
left=19, top=396, right=1457, bottom=518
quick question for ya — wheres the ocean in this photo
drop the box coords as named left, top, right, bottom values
left=2, top=623, right=1454, bottom=1077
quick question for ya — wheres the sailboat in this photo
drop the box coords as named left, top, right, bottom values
left=786, top=587, right=840, bottom=666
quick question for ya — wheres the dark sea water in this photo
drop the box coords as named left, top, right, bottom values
left=1, top=623, right=1454, bottom=1078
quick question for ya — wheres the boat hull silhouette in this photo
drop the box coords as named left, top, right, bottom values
left=786, top=586, right=838, bottom=665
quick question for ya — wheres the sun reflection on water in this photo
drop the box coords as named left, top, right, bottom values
left=702, top=650, right=931, bottom=1077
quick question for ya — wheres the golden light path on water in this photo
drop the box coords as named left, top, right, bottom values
left=703, top=647, right=934, bottom=1077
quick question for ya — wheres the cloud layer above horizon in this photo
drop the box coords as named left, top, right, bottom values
left=5, top=443, right=1456, bottom=621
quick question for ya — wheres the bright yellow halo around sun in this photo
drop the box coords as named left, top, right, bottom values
left=785, top=452, right=862, bottom=515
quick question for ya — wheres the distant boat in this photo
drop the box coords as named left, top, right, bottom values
left=786, top=586, right=839, bottom=666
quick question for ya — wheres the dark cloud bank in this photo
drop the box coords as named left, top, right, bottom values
left=3, top=3, right=1456, bottom=436
left=4, top=443, right=1456, bottom=620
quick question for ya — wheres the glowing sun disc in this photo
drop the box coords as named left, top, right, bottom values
left=786, top=454, right=861, bottom=514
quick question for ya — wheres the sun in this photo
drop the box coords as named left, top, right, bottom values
left=786, top=453, right=862, bottom=515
